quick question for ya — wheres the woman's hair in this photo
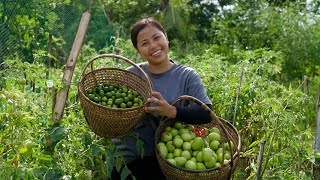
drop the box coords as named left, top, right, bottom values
left=130, top=17, right=167, bottom=49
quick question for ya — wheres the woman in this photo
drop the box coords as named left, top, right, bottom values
left=112, top=17, right=213, bottom=179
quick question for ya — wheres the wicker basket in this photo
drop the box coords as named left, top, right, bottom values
left=78, top=54, right=152, bottom=138
left=155, top=95, right=241, bottom=180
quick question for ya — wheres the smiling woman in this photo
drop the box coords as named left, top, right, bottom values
left=131, top=17, right=171, bottom=74
left=111, top=17, right=213, bottom=179
left=136, top=25, right=170, bottom=74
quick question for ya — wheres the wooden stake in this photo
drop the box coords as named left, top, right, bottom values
left=54, top=48, right=58, bottom=67
left=52, top=11, right=90, bottom=123
left=257, top=139, right=266, bottom=180
left=314, top=82, right=320, bottom=179
left=233, top=65, right=244, bottom=125
left=46, top=33, right=52, bottom=78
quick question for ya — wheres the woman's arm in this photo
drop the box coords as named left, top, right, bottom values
left=175, top=104, right=212, bottom=124
left=145, top=92, right=213, bottom=124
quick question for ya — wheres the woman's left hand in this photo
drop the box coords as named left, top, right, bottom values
left=145, top=91, right=177, bottom=118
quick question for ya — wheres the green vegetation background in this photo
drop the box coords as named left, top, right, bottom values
left=0, top=0, right=319, bottom=179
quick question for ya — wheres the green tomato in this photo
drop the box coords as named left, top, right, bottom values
left=158, top=145, right=168, bottom=159
left=174, top=156, right=187, bottom=167
left=202, top=148, right=214, bottom=162
left=25, top=140, right=35, bottom=150
left=185, top=160, right=197, bottom=170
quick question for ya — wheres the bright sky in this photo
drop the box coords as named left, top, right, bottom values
left=201, top=0, right=219, bottom=5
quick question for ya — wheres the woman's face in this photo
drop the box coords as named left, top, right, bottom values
left=136, top=24, right=169, bottom=65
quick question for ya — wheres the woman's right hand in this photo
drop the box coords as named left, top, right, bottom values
left=145, top=91, right=177, bottom=118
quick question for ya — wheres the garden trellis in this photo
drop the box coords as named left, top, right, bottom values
left=0, top=0, right=80, bottom=64
left=0, top=2, right=23, bottom=62
left=0, top=1, right=91, bottom=122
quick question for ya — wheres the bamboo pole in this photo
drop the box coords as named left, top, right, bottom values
left=46, top=33, right=52, bottom=79
left=233, top=65, right=244, bottom=125
left=314, top=82, right=320, bottom=179
left=51, top=11, right=90, bottom=123
left=257, top=139, right=266, bottom=180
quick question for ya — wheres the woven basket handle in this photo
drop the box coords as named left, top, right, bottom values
left=79, top=54, right=153, bottom=91
left=163, top=95, right=222, bottom=126
left=161, top=95, right=239, bottom=170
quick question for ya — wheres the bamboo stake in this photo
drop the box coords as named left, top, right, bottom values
left=257, top=139, right=266, bottom=180
left=314, top=82, right=320, bottom=179
left=233, top=65, right=244, bottom=125
left=46, top=33, right=52, bottom=79
left=52, top=11, right=90, bottom=123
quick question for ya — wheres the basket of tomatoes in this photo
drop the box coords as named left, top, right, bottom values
left=78, top=54, right=152, bottom=138
left=155, top=95, right=241, bottom=180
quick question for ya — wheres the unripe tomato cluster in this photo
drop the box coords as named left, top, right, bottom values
left=157, top=121, right=235, bottom=171
left=20, top=140, right=36, bottom=156
left=85, top=84, right=144, bottom=108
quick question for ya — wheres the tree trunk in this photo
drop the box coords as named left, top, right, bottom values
left=161, top=0, right=170, bottom=10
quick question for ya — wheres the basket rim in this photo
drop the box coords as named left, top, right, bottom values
left=155, top=95, right=241, bottom=175
left=78, top=67, right=151, bottom=110
left=78, top=67, right=149, bottom=88
left=155, top=117, right=241, bottom=174
left=78, top=53, right=153, bottom=91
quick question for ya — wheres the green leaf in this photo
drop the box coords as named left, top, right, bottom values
left=54, top=127, right=65, bottom=136
left=106, top=157, right=114, bottom=179
left=116, top=156, right=123, bottom=172
left=136, top=139, right=144, bottom=159
left=37, top=154, right=52, bottom=161
left=33, top=167, right=48, bottom=178
left=120, top=166, right=130, bottom=180
left=105, top=147, right=116, bottom=157
left=91, top=144, right=101, bottom=157
left=43, top=168, right=63, bottom=180
left=248, top=140, right=261, bottom=149
left=19, top=147, right=28, bottom=154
